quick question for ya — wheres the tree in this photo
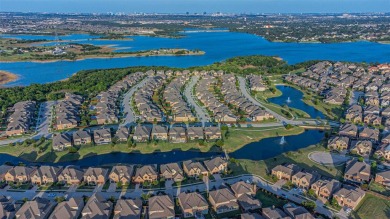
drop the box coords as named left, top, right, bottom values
left=216, top=139, right=224, bottom=147
left=302, top=200, right=316, bottom=211
left=358, top=156, right=364, bottom=162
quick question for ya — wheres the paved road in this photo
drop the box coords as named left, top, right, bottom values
left=35, top=101, right=56, bottom=138
left=0, top=174, right=341, bottom=218
left=120, top=77, right=149, bottom=127
left=184, top=76, right=210, bottom=126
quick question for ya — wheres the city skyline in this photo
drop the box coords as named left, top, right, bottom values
left=1, top=0, right=390, bottom=13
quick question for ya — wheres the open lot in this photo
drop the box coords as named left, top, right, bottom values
left=352, top=194, right=390, bottom=219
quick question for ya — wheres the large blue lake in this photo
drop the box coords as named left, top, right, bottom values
left=0, top=129, right=324, bottom=166
left=1, top=31, right=390, bottom=86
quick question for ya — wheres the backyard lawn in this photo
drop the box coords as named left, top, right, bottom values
left=352, top=194, right=390, bottom=219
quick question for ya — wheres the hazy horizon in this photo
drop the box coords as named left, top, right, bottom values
left=1, top=0, right=389, bottom=14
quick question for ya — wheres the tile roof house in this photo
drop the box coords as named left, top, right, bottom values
left=52, top=133, right=73, bottom=152
left=109, top=165, right=134, bottom=184
left=374, top=170, right=390, bottom=188
left=31, top=166, right=62, bottom=185
left=133, top=125, right=151, bottom=142
left=344, top=159, right=371, bottom=184
left=81, top=193, right=113, bottom=219
left=283, top=203, right=315, bottom=219
left=271, top=164, right=301, bottom=181
left=93, top=128, right=112, bottom=144
left=132, top=165, right=158, bottom=184
left=203, top=156, right=228, bottom=174
left=83, top=167, right=108, bottom=185
left=48, top=197, right=84, bottom=219
left=113, top=198, right=142, bottom=219
left=333, top=185, right=365, bottom=210
left=160, top=162, right=184, bottom=182
left=208, top=188, right=239, bottom=214
left=148, top=195, right=175, bottom=219
left=15, top=197, right=55, bottom=219
left=4, top=166, right=36, bottom=183
left=327, top=136, right=350, bottom=151
left=58, top=166, right=84, bottom=185
left=72, top=130, right=92, bottom=145
left=183, top=160, right=208, bottom=178
left=311, top=178, right=341, bottom=200
left=177, top=192, right=209, bottom=218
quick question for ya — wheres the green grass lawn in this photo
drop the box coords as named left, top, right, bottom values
left=368, top=182, right=390, bottom=196
left=352, top=194, right=390, bottom=219
left=230, top=142, right=344, bottom=181
left=255, top=190, right=288, bottom=208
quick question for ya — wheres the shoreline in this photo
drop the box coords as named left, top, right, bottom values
left=0, top=70, right=19, bottom=85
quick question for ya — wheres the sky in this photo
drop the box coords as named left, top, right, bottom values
left=1, top=0, right=389, bottom=14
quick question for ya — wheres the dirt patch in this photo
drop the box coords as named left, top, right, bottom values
left=0, top=70, right=18, bottom=85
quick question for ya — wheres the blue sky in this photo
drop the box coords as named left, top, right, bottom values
left=1, top=0, right=389, bottom=13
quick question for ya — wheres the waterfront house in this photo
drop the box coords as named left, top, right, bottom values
left=204, top=127, right=222, bottom=140
left=344, top=159, right=371, bottom=184
left=4, top=166, right=36, bottom=183
left=133, top=125, right=151, bottom=142
left=0, top=165, right=12, bottom=180
left=114, top=127, right=130, bottom=142
left=93, top=128, right=112, bottom=144
left=52, top=133, right=73, bottom=152
left=350, top=140, right=373, bottom=157
left=109, top=165, right=134, bottom=185
left=177, top=192, right=209, bottom=218
left=374, top=170, right=390, bottom=188
left=333, top=185, right=365, bottom=210
left=208, top=188, right=239, bottom=214
left=81, top=193, right=113, bottom=219
left=183, top=160, right=208, bottom=178
left=169, top=127, right=187, bottom=143
left=311, top=178, right=341, bottom=200
left=15, top=197, right=55, bottom=219
left=72, top=130, right=92, bottom=145
left=292, top=170, right=320, bottom=190
left=49, top=197, right=84, bottom=219
left=31, top=166, right=62, bottom=185
left=151, top=125, right=168, bottom=141
left=148, top=195, right=175, bottom=219
left=132, top=165, right=158, bottom=184
left=187, top=127, right=204, bottom=141
left=271, top=164, right=301, bottom=181
left=338, top=123, right=358, bottom=138
left=327, top=136, right=350, bottom=151
left=58, top=166, right=84, bottom=185
left=113, top=198, right=142, bottom=219
left=203, top=156, right=228, bottom=174
left=83, top=167, right=108, bottom=185
left=160, top=162, right=184, bottom=182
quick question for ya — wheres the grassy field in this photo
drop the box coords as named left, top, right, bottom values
left=0, top=126, right=305, bottom=163
left=230, top=142, right=344, bottom=181
left=352, top=194, right=390, bottom=219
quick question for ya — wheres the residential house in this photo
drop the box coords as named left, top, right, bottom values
left=327, top=136, right=350, bottom=151
left=177, top=192, right=209, bottom=218
left=31, top=166, right=62, bottom=185
left=109, top=165, right=134, bottom=185
left=0, top=165, right=13, bottom=180
left=208, top=188, right=239, bottom=214
left=0, top=195, right=17, bottom=219
left=57, top=166, right=83, bottom=186
left=151, top=125, right=168, bottom=141
left=81, top=193, right=113, bottom=219
left=6, top=101, right=36, bottom=136
left=4, top=166, right=36, bottom=183
left=52, top=133, right=73, bottom=152
left=333, top=185, right=365, bottom=210
left=93, top=129, right=112, bottom=144
left=350, top=140, right=373, bottom=157
left=203, top=156, right=228, bottom=174
left=311, top=179, right=341, bottom=200
left=160, top=163, right=184, bottom=182
left=72, top=130, right=92, bottom=145
left=187, top=127, right=204, bottom=141
left=204, top=127, right=222, bottom=140
left=15, top=197, right=55, bottom=219
left=231, top=181, right=261, bottom=212
left=374, top=144, right=390, bottom=162
left=83, top=167, right=108, bottom=185
left=49, top=197, right=84, bottom=219
left=345, top=104, right=363, bottom=123
left=283, top=203, right=315, bottom=219
left=133, top=125, right=151, bottom=142
left=262, top=207, right=291, bottom=219
left=339, top=123, right=358, bottom=138
left=292, top=170, right=320, bottom=190
left=374, top=170, right=390, bottom=188
left=183, top=160, right=208, bottom=178
left=241, top=213, right=264, bottom=219
left=359, top=127, right=380, bottom=142
left=169, top=127, right=187, bottom=143
left=271, top=164, right=301, bottom=181
left=114, top=127, right=130, bottom=142
left=113, top=198, right=142, bottom=219
left=148, top=195, right=175, bottom=219
left=132, top=165, right=158, bottom=184
left=363, top=114, right=382, bottom=126
left=344, top=159, right=371, bottom=184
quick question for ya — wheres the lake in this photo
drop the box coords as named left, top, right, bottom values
left=1, top=31, right=390, bottom=86
left=0, top=130, right=323, bottom=166
left=268, top=85, right=325, bottom=119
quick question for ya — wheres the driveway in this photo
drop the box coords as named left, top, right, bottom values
left=107, top=183, right=117, bottom=193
